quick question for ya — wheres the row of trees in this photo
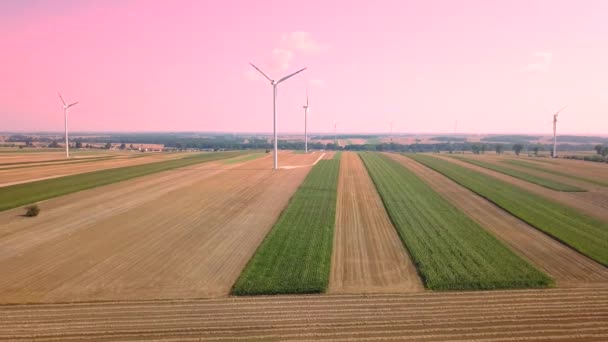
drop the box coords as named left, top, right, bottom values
left=594, top=145, right=608, bottom=157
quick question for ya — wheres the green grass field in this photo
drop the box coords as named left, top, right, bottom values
left=451, top=156, right=585, bottom=192
left=232, top=158, right=341, bottom=295
left=0, top=156, right=120, bottom=170
left=409, top=154, right=608, bottom=267
left=360, top=153, right=551, bottom=290
left=503, top=159, right=608, bottom=187
left=0, top=151, right=246, bottom=212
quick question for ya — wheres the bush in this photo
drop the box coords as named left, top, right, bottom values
left=25, top=204, right=40, bottom=217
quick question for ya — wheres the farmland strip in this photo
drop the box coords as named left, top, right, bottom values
left=388, top=154, right=608, bottom=286
left=451, top=156, right=585, bottom=192
left=329, top=152, right=423, bottom=293
left=359, top=152, right=551, bottom=290
left=232, top=157, right=341, bottom=295
left=409, top=154, right=608, bottom=266
left=503, top=159, right=608, bottom=187
left=0, top=151, right=246, bottom=211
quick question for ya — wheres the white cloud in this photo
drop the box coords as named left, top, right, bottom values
left=309, top=79, right=326, bottom=88
left=523, top=51, right=553, bottom=73
left=281, top=31, right=330, bottom=53
left=270, top=48, right=294, bottom=71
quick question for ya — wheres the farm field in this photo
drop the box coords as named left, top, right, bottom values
left=436, top=154, right=608, bottom=223
left=503, top=158, right=608, bottom=187
left=389, top=153, right=608, bottom=286
left=2, top=287, right=606, bottom=341
left=359, top=152, right=551, bottom=290
left=232, top=154, right=341, bottom=295
left=451, top=155, right=584, bottom=191
left=411, top=154, right=608, bottom=267
left=0, top=149, right=133, bottom=164
left=0, top=151, right=319, bottom=303
left=0, top=151, right=247, bottom=211
left=0, top=151, right=194, bottom=187
left=329, top=152, right=423, bottom=293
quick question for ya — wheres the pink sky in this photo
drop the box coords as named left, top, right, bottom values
left=1, top=0, right=607, bottom=134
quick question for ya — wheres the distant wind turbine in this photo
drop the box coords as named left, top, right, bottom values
left=552, top=106, right=568, bottom=158
left=388, top=120, right=394, bottom=143
left=58, top=92, right=79, bottom=158
left=302, top=89, right=309, bottom=153
left=334, top=121, right=340, bottom=146
left=249, top=62, right=307, bottom=170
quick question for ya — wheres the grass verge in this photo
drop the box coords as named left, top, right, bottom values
left=451, top=156, right=585, bottom=192
left=0, top=151, right=245, bottom=212
left=232, top=158, right=341, bottom=295
left=360, top=152, right=551, bottom=290
left=409, top=154, right=608, bottom=267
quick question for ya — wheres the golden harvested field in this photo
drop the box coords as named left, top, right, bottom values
left=390, top=153, right=608, bottom=287
left=0, top=151, right=318, bottom=303
left=1, top=286, right=607, bottom=341
left=436, top=155, right=608, bottom=223
left=0, top=152, right=193, bottom=187
left=329, top=152, right=423, bottom=293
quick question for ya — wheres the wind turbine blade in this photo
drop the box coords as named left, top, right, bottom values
left=277, top=67, right=307, bottom=84
left=58, top=92, right=66, bottom=106
left=555, top=105, right=568, bottom=115
left=67, top=102, right=79, bottom=108
left=306, top=88, right=309, bottom=107
left=249, top=62, right=272, bottom=82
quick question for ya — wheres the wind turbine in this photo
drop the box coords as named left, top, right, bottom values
left=58, top=92, right=79, bottom=158
left=302, top=89, right=309, bottom=153
left=388, top=120, right=394, bottom=143
left=333, top=121, right=340, bottom=147
left=552, top=105, right=567, bottom=158
left=249, top=62, right=307, bottom=170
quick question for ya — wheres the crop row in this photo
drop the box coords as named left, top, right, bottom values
left=232, top=158, right=341, bottom=295
left=451, top=156, right=584, bottom=192
left=359, top=152, right=551, bottom=290
left=503, top=159, right=608, bottom=187
left=409, top=154, right=608, bottom=267
left=0, top=151, right=246, bottom=211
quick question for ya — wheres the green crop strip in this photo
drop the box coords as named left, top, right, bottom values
left=359, top=152, right=551, bottom=290
left=409, top=154, right=608, bottom=267
left=502, top=159, right=608, bottom=187
left=0, top=151, right=246, bottom=212
left=451, top=156, right=585, bottom=192
left=232, top=158, right=341, bottom=295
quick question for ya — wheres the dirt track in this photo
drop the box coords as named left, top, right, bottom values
left=389, top=154, right=608, bottom=286
left=435, top=155, right=608, bottom=223
left=329, top=152, right=423, bottom=293
left=1, top=286, right=606, bottom=341
left=0, top=152, right=318, bottom=303
left=0, top=152, right=192, bottom=187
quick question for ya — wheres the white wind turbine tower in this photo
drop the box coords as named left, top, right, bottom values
left=552, top=105, right=567, bottom=158
left=333, top=121, right=340, bottom=147
left=302, top=89, right=309, bottom=153
left=388, top=120, right=394, bottom=143
left=58, top=92, right=79, bottom=158
left=249, top=62, right=307, bottom=170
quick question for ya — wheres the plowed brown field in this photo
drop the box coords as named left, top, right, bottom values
left=0, top=152, right=318, bottom=303
left=1, top=286, right=606, bottom=341
left=389, top=154, right=608, bottom=287
left=329, top=152, right=423, bottom=293
left=436, top=155, right=608, bottom=223
left=0, top=152, right=193, bottom=187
